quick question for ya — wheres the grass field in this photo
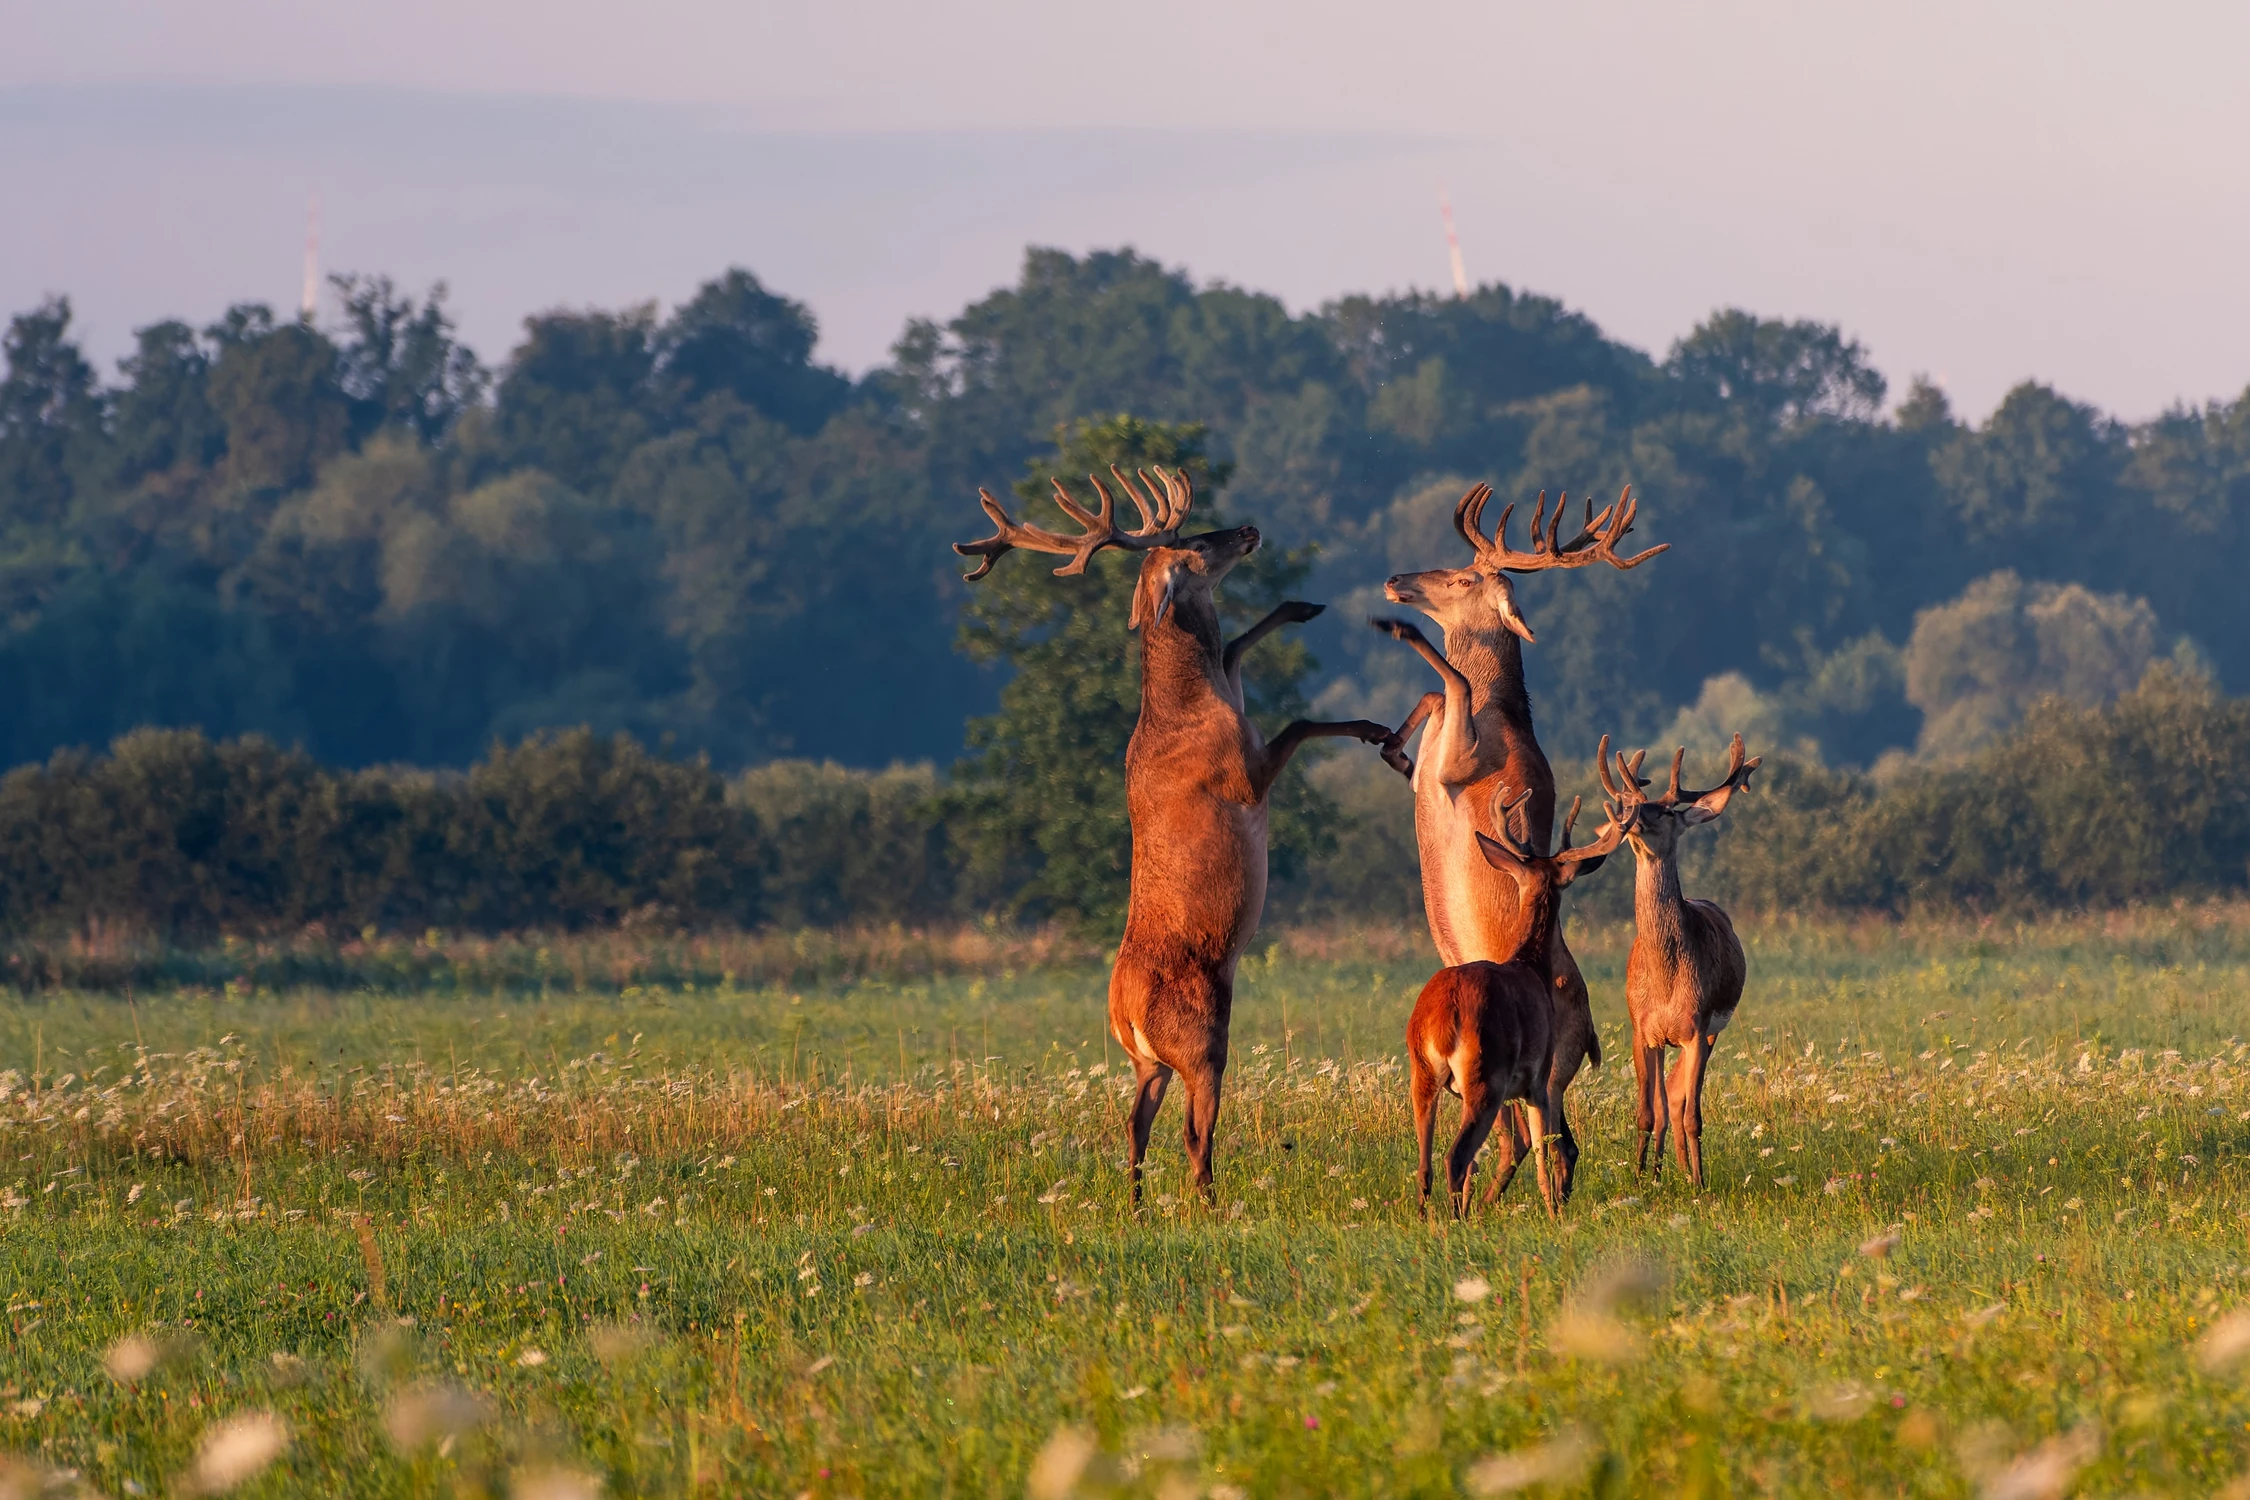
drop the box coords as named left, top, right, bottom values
left=2, top=910, right=2248, bottom=1497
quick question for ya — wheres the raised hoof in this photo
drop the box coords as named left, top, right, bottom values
left=1367, top=616, right=1424, bottom=644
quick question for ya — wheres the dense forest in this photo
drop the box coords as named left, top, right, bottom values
left=8, top=249, right=2245, bottom=773
left=3, top=250, right=2247, bottom=933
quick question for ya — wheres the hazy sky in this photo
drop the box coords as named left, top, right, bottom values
left=5, top=1, right=2247, bottom=420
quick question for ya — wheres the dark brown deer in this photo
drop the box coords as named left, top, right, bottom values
left=1597, top=732, right=1761, bottom=1187
left=1372, top=484, right=1663, bottom=1199
left=956, top=466, right=1392, bottom=1205
left=1408, top=783, right=1622, bottom=1217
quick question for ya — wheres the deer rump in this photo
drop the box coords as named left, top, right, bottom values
left=1410, top=960, right=1556, bottom=1107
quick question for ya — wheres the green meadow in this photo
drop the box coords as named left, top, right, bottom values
left=2, top=910, right=2247, bottom=1497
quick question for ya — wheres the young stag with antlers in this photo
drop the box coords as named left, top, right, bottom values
left=1408, top=782, right=1622, bottom=1218
left=1370, top=485, right=1663, bottom=1198
left=956, top=467, right=1392, bottom=1206
left=1597, top=732, right=1762, bottom=1187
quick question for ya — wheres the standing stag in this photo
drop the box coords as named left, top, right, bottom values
left=1370, top=484, right=1663, bottom=1198
left=1598, top=732, right=1761, bottom=1187
left=1408, top=783, right=1622, bottom=1218
left=955, top=467, right=1392, bottom=1205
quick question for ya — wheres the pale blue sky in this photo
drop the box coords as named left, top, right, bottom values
left=5, top=1, right=2246, bottom=419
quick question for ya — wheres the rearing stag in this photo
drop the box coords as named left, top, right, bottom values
left=1370, top=484, right=1663, bottom=1198
left=1598, top=732, right=1761, bottom=1187
left=956, top=467, right=1392, bottom=1205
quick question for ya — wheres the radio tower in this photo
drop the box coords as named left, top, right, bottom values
left=300, top=194, right=321, bottom=322
left=1439, top=186, right=1469, bottom=298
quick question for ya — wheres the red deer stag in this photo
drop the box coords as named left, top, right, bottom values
left=1372, top=485, right=1663, bottom=1199
left=1597, top=732, right=1761, bottom=1187
left=1408, top=782, right=1622, bottom=1218
left=955, top=466, right=1393, bottom=1205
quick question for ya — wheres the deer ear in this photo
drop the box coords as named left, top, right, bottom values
left=1492, top=580, right=1536, bottom=644
left=1554, top=851, right=1609, bottom=887
left=1128, top=560, right=1179, bottom=632
left=1474, top=831, right=1528, bottom=876
left=1679, top=785, right=1739, bottom=826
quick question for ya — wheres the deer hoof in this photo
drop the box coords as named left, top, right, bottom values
left=1367, top=616, right=1421, bottom=642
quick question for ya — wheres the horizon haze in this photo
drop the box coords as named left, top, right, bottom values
left=3, top=1, right=2248, bottom=421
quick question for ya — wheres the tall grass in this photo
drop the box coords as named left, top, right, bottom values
left=0, top=911, right=2244, bottom=1495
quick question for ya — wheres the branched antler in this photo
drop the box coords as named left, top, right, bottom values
left=1483, top=779, right=1627, bottom=867
left=953, top=466, right=1192, bottom=580
left=1597, top=731, right=1759, bottom=817
left=1594, top=733, right=1653, bottom=816
left=1456, top=485, right=1668, bottom=575
left=1660, top=732, right=1761, bottom=807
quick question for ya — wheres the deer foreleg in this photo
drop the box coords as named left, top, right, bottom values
left=1369, top=618, right=1480, bottom=785
left=1520, top=1090, right=1562, bottom=1219
left=1664, top=1046, right=1698, bottom=1182
left=1678, top=1034, right=1715, bottom=1188
left=1126, top=1062, right=1172, bottom=1208
left=1254, top=719, right=1393, bottom=799
left=1380, top=692, right=1441, bottom=777
left=1634, top=1044, right=1664, bottom=1176
left=1481, top=1103, right=1526, bottom=1203
left=1223, top=600, right=1323, bottom=697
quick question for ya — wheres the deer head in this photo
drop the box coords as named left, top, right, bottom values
left=1597, top=732, right=1762, bottom=862
left=953, top=466, right=1259, bottom=633
left=1383, top=485, right=1665, bottom=644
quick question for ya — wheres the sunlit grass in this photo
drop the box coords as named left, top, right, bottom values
left=1, top=908, right=2246, bottom=1495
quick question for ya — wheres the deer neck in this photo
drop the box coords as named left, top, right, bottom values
left=1506, top=878, right=1560, bottom=982
left=1633, top=847, right=1690, bottom=949
left=1442, top=628, right=1537, bottom=737
left=1138, top=609, right=1226, bottom=717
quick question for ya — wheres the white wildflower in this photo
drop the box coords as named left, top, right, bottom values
left=185, top=1411, right=289, bottom=1493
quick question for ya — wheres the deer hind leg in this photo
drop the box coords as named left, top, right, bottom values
left=1634, top=1044, right=1665, bottom=1175
left=1179, top=1057, right=1227, bottom=1197
left=1125, top=1061, right=1173, bottom=1208
left=1446, top=1081, right=1504, bottom=1219
left=1410, top=1057, right=1442, bottom=1215
left=1678, top=1033, right=1715, bottom=1187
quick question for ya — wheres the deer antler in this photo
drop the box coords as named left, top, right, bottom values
left=1486, top=780, right=1627, bottom=867
left=1660, top=732, right=1762, bottom=807
left=1464, top=485, right=1668, bottom=575
left=1482, top=783, right=1536, bottom=860
left=1553, top=791, right=1628, bottom=867
left=1594, top=734, right=1652, bottom=817
left=953, top=466, right=1191, bottom=580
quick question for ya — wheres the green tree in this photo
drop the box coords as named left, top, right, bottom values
left=1665, top=310, right=1887, bottom=426
left=661, top=268, right=850, bottom=434
left=0, top=297, right=104, bottom=527
left=110, top=320, right=223, bottom=485
left=332, top=274, right=488, bottom=446
left=205, top=305, right=350, bottom=497
left=944, top=414, right=1334, bottom=928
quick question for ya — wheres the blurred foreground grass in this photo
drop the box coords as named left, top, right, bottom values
left=1, top=907, right=2247, bottom=1496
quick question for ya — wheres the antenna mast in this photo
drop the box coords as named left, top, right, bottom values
left=301, top=194, right=321, bottom=322
left=1439, top=186, right=1468, bottom=298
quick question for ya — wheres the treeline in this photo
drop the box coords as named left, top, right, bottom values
left=1684, top=667, right=2250, bottom=917
left=3, top=669, right=2244, bottom=941
left=6, top=251, right=2249, bottom=787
